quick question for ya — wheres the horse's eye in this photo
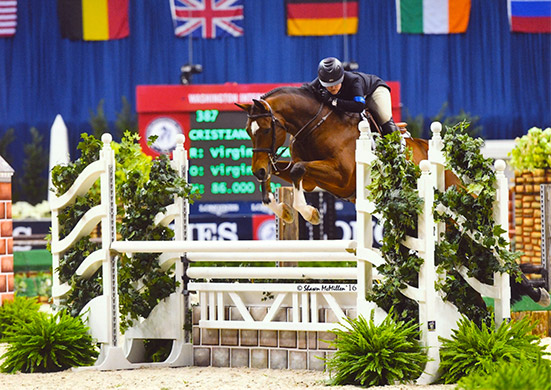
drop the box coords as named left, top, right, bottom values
left=261, top=127, right=271, bottom=135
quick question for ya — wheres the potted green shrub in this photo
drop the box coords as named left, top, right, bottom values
left=509, top=127, right=551, bottom=173
left=439, top=315, right=550, bottom=385
left=508, top=127, right=551, bottom=263
left=324, top=310, right=428, bottom=387
left=0, top=310, right=98, bottom=373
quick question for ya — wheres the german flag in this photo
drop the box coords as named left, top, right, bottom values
left=57, top=0, right=129, bottom=41
left=286, top=0, right=358, bottom=36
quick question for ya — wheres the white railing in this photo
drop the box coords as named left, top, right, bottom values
left=50, top=134, right=191, bottom=370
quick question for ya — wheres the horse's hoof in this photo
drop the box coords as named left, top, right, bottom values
left=537, top=288, right=550, bottom=307
left=281, top=204, right=294, bottom=224
left=308, top=209, right=321, bottom=225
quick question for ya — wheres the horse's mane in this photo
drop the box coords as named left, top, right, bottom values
left=260, top=85, right=316, bottom=100
left=260, top=84, right=360, bottom=125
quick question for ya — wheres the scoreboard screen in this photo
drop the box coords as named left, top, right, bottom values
left=136, top=82, right=399, bottom=203
left=188, top=109, right=288, bottom=202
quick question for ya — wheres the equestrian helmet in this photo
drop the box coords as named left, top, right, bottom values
left=318, top=57, right=344, bottom=87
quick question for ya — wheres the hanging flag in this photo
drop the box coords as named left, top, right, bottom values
left=286, top=0, right=358, bottom=36
left=396, top=0, right=471, bottom=34
left=0, top=0, right=17, bottom=38
left=170, top=0, right=244, bottom=39
left=508, top=0, right=551, bottom=33
left=57, top=0, right=129, bottom=41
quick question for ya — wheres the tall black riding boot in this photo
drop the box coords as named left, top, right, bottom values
left=381, top=118, right=399, bottom=136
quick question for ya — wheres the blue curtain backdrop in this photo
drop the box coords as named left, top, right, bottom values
left=0, top=0, right=550, bottom=178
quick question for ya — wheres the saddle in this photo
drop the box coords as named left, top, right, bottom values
left=360, top=110, right=410, bottom=138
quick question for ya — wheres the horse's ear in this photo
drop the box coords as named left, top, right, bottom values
left=235, top=103, right=251, bottom=112
left=252, top=98, right=269, bottom=112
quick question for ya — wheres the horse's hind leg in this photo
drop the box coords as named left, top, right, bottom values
left=292, top=181, right=320, bottom=225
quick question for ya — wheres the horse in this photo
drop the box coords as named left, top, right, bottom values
left=235, top=85, right=459, bottom=225
left=236, top=85, right=550, bottom=308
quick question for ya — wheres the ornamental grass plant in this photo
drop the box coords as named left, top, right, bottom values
left=456, top=358, right=551, bottom=390
left=324, top=311, right=428, bottom=387
left=439, top=315, right=549, bottom=384
left=0, top=310, right=98, bottom=373
left=0, top=295, right=42, bottom=339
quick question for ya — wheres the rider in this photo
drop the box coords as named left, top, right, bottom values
left=308, top=57, right=400, bottom=136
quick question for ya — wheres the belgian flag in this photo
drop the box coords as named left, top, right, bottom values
left=57, top=0, right=129, bottom=41
left=286, top=0, right=358, bottom=36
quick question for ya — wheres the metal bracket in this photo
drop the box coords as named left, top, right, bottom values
left=181, top=254, right=195, bottom=296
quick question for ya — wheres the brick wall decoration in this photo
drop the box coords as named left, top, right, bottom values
left=0, top=155, right=14, bottom=306
left=191, top=305, right=357, bottom=370
left=513, top=169, right=550, bottom=267
left=511, top=311, right=550, bottom=337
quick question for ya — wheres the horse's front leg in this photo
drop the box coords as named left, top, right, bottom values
left=289, top=163, right=321, bottom=225
left=260, top=171, right=294, bottom=224
left=264, top=191, right=295, bottom=224
left=292, top=181, right=321, bottom=225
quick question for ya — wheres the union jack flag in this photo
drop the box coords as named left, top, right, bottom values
left=170, top=0, right=244, bottom=39
left=0, top=0, right=17, bottom=38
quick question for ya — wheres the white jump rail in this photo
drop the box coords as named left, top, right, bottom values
left=111, top=239, right=363, bottom=334
left=110, top=239, right=357, bottom=254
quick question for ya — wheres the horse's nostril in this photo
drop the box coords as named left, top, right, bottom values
left=254, top=168, right=266, bottom=180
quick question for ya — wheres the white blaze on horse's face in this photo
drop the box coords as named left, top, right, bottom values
left=250, top=121, right=260, bottom=136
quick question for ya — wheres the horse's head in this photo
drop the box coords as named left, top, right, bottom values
left=236, top=98, right=288, bottom=185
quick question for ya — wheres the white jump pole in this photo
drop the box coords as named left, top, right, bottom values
left=186, top=252, right=355, bottom=262
left=93, top=134, right=134, bottom=370
left=354, top=118, right=387, bottom=323
left=414, top=160, right=440, bottom=384
left=111, top=239, right=357, bottom=254
left=492, top=159, right=511, bottom=326
left=166, top=134, right=193, bottom=365
left=187, top=267, right=357, bottom=280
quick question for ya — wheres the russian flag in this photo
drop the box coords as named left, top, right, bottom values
left=509, top=0, right=551, bottom=33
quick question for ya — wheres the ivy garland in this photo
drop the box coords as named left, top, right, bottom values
left=367, top=123, right=521, bottom=326
left=366, top=131, right=423, bottom=322
left=435, top=121, right=521, bottom=325
left=50, top=134, right=103, bottom=316
left=114, top=133, right=196, bottom=331
left=50, top=132, right=197, bottom=331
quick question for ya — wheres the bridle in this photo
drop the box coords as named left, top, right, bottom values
left=247, top=98, right=332, bottom=171
left=247, top=101, right=286, bottom=157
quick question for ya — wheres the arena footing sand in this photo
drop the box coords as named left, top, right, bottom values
left=0, top=365, right=455, bottom=390
left=0, top=338, right=548, bottom=390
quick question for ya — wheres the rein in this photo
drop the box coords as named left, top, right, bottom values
left=293, top=101, right=329, bottom=142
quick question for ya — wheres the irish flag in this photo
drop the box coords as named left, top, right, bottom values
left=396, top=0, right=471, bottom=34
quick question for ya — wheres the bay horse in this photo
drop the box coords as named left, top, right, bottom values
left=235, top=85, right=458, bottom=225
left=236, top=86, right=549, bottom=308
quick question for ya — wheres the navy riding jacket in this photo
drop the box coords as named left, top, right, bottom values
left=308, top=71, right=390, bottom=113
